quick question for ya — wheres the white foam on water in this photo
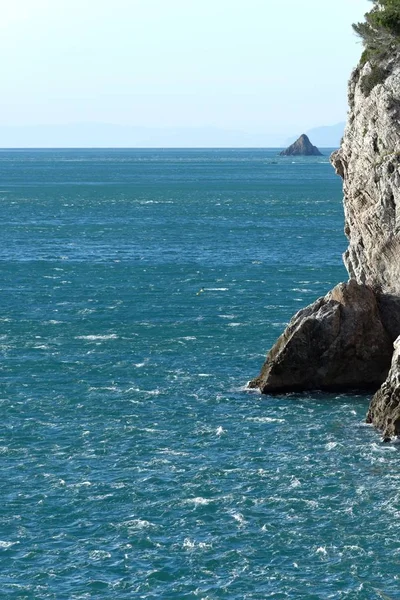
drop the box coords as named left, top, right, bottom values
left=70, top=481, right=92, bottom=488
left=89, top=494, right=114, bottom=501
left=0, top=541, right=18, bottom=549
left=240, top=383, right=261, bottom=394
left=124, top=519, right=155, bottom=529
left=76, top=334, right=118, bottom=341
left=185, top=497, right=213, bottom=506
left=246, top=417, right=285, bottom=423
left=325, top=441, right=338, bottom=450
left=111, top=482, right=126, bottom=489
left=231, top=512, right=246, bottom=526
left=341, top=545, right=366, bottom=556
left=303, top=499, right=319, bottom=508
left=183, top=538, right=212, bottom=550
left=290, top=477, right=301, bottom=488
left=159, top=449, right=189, bottom=456
left=371, top=442, right=397, bottom=453
left=216, top=426, right=225, bottom=436
left=89, top=550, right=111, bottom=560
left=257, top=469, right=269, bottom=478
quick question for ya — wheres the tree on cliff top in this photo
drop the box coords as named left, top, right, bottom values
left=353, top=0, right=400, bottom=60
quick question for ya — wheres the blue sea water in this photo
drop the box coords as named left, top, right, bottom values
left=1, top=148, right=400, bottom=599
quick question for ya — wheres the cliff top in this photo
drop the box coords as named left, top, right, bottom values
left=353, top=0, right=400, bottom=64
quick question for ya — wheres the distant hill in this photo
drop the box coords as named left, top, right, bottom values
left=0, top=122, right=345, bottom=148
left=0, top=124, right=288, bottom=148
left=285, top=122, right=345, bottom=149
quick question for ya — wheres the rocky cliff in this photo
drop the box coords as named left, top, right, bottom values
left=251, top=51, right=400, bottom=438
left=331, top=54, right=400, bottom=296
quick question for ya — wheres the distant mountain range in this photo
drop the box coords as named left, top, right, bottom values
left=0, top=124, right=283, bottom=148
left=0, top=122, right=345, bottom=148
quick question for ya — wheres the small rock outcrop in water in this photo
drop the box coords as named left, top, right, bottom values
left=252, top=42, right=400, bottom=436
left=280, top=134, right=322, bottom=156
left=249, top=281, right=392, bottom=393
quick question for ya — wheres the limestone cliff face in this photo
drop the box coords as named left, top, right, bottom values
left=331, top=54, right=400, bottom=295
left=251, top=52, right=400, bottom=433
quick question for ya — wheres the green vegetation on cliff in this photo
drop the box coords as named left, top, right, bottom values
left=353, top=1, right=400, bottom=94
left=354, top=0, right=400, bottom=62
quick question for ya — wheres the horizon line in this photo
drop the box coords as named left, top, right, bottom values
left=0, top=145, right=339, bottom=150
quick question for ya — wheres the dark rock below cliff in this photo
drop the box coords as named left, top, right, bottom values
left=249, top=280, right=393, bottom=393
left=280, top=134, right=322, bottom=156
left=367, top=337, right=400, bottom=439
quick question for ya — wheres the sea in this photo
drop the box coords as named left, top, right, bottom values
left=1, top=148, right=399, bottom=600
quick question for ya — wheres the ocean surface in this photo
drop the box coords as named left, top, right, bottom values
left=1, top=148, right=399, bottom=600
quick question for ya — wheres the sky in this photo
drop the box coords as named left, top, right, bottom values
left=0, top=0, right=371, bottom=146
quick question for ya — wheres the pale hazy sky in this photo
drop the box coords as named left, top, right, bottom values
left=0, top=0, right=370, bottom=143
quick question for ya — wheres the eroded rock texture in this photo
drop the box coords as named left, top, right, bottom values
left=249, top=281, right=392, bottom=393
left=331, top=55, right=400, bottom=295
left=367, top=337, right=400, bottom=439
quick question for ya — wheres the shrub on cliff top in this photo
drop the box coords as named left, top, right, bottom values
left=359, top=64, right=389, bottom=96
left=353, top=0, right=400, bottom=61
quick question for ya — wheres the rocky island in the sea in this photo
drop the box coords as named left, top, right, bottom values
left=251, top=0, right=400, bottom=440
left=280, top=133, right=322, bottom=156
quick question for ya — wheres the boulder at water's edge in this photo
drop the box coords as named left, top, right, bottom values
left=249, top=281, right=392, bottom=393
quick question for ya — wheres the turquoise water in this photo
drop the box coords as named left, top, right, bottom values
left=1, top=149, right=399, bottom=599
